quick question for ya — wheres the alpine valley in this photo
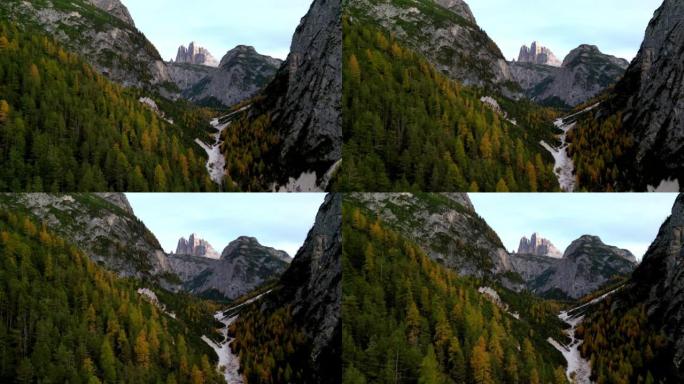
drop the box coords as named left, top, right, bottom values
left=343, top=193, right=684, bottom=383
left=0, top=0, right=340, bottom=192
left=0, top=193, right=341, bottom=383
left=340, top=0, right=683, bottom=192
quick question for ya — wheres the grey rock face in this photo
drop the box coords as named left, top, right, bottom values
left=169, top=236, right=290, bottom=300
left=433, top=0, right=476, bottom=23
left=517, top=233, right=562, bottom=258
left=86, top=0, right=135, bottom=26
left=174, top=45, right=281, bottom=107
left=517, top=41, right=561, bottom=67
left=511, top=44, right=628, bottom=107
left=349, top=193, right=516, bottom=283
left=511, top=235, right=637, bottom=299
left=275, top=193, right=341, bottom=381
left=0, top=193, right=170, bottom=278
left=0, top=0, right=171, bottom=89
left=624, top=194, right=684, bottom=377
left=602, top=0, right=684, bottom=186
left=175, top=233, right=220, bottom=259
left=254, top=0, right=341, bottom=188
left=347, top=0, right=514, bottom=91
left=175, top=42, right=219, bottom=67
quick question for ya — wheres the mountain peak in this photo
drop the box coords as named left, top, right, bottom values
left=175, top=234, right=220, bottom=259
left=86, top=0, right=135, bottom=26
left=518, top=41, right=561, bottom=67
left=433, top=0, right=477, bottom=24
left=517, top=233, right=562, bottom=258
left=175, top=42, right=219, bottom=67
left=218, top=45, right=281, bottom=69
left=565, top=235, right=637, bottom=263
left=563, top=44, right=629, bottom=69
left=221, top=237, right=291, bottom=263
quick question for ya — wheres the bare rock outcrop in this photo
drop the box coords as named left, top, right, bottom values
left=175, top=233, right=220, bottom=259
left=517, top=232, right=562, bottom=258
left=517, top=41, right=561, bottom=67
left=175, top=42, right=219, bottom=67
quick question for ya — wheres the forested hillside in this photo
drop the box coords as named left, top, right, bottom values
left=342, top=202, right=568, bottom=383
left=0, top=208, right=224, bottom=383
left=340, top=17, right=560, bottom=191
left=0, top=22, right=217, bottom=192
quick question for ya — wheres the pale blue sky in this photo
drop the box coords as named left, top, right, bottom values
left=126, top=193, right=325, bottom=256
left=123, top=0, right=313, bottom=61
left=470, top=193, right=677, bottom=260
left=468, top=0, right=663, bottom=62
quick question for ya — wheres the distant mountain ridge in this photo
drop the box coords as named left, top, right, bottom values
left=517, top=41, right=561, bottom=67
left=174, top=41, right=219, bottom=67
left=517, top=232, right=563, bottom=258
left=175, top=233, right=220, bottom=259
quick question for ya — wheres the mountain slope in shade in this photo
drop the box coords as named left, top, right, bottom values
left=569, top=0, right=684, bottom=191
left=0, top=0, right=172, bottom=90
left=231, top=194, right=341, bottom=383
left=579, top=194, right=684, bottom=382
left=345, top=0, right=515, bottom=92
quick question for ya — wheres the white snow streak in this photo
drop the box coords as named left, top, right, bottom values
left=196, top=118, right=229, bottom=185
left=541, top=104, right=600, bottom=192
left=548, top=288, right=621, bottom=384
left=202, top=290, right=272, bottom=384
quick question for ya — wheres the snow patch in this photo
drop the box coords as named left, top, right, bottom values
left=196, top=118, right=229, bottom=185
left=548, top=287, right=621, bottom=384
left=647, top=178, right=680, bottom=192
left=202, top=290, right=272, bottom=384
left=480, top=96, right=503, bottom=114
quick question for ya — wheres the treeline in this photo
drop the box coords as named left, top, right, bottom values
left=229, top=304, right=310, bottom=383
left=567, top=112, right=637, bottom=191
left=578, top=299, right=669, bottom=384
left=340, top=17, right=559, bottom=191
left=0, top=22, right=217, bottom=192
left=0, top=209, right=224, bottom=383
left=342, top=204, right=568, bottom=383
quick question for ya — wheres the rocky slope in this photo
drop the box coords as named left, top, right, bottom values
left=168, top=236, right=291, bottom=299
left=517, top=232, right=563, bottom=258
left=587, top=194, right=684, bottom=379
left=345, top=0, right=515, bottom=92
left=175, top=233, right=220, bottom=259
left=0, top=193, right=171, bottom=277
left=348, top=193, right=517, bottom=283
left=171, top=45, right=281, bottom=107
left=511, top=44, right=629, bottom=107
left=174, top=41, right=218, bottom=67
left=240, top=0, right=341, bottom=190
left=597, top=0, right=684, bottom=188
left=525, top=235, right=637, bottom=298
left=0, top=0, right=172, bottom=90
left=517, top=41, right=561, bottom=66
left=264, top=193, right=341, bottom=382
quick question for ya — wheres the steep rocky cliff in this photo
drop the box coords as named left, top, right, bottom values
left=0, top=193, right=170, bottom=277
left=168, top=236, right=291, bottom=299
left=345, top=0, right=514, bottom=91
left=0, top=0, right=172, bottom=90
left=598, top=0, right=684, bottom=188
left=170, top=45, right=281, bottom=107
left=174, top=41, right=218, bottom=67
left=620, top=194, right=684, bottom=377
left=517, top=41, right=561, bottom=67
left=517, top=232, right=563, bottom=258
left=511, top=44, right=629, bottom=107
left=175, top=233, right=220, bottom=259
left=247, top=0, right=341, bottom=190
